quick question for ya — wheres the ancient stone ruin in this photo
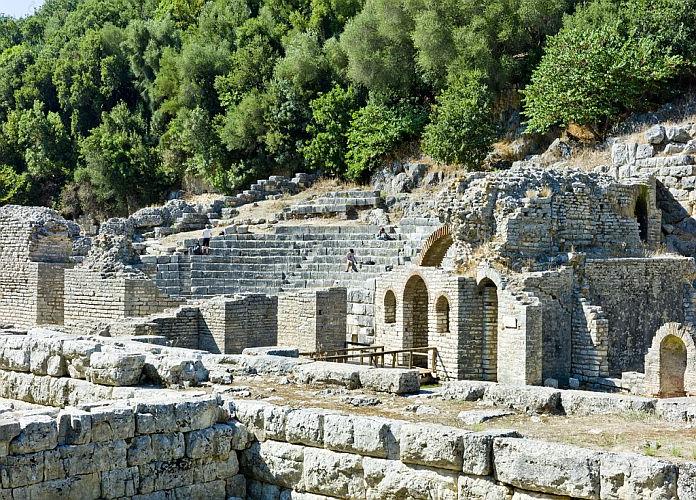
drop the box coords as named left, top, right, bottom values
left=3, top=130, right=696, bottom=497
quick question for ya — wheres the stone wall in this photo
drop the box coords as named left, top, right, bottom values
left=277, top=288, right=346, bottom=352
left=199, top=295, right=278, bottom=354
left=64, top=269, right=183, bottom=329
left=583, top=257, right=695, bottom=374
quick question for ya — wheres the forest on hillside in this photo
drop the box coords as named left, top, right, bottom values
left=0, top=0, right=694, bottom=219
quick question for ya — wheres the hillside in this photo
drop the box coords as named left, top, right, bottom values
left=1, top=0, right=695, bottom=222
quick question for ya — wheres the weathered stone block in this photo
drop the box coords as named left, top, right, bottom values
left=458, top=474, right=512, bottom=500
left=241, top=441, right=304, bottom=490
left=363, top=456, right=458, bottom=500
left=493, top=438, right=600, bottom=499
left=285, top=409, right=325, bottom=447
left=293, top=361, right=372, bottom=389
left=358, top=368, right=420, bottom=394
left=599, top=452, right=677, bottom=499
left=10, top=415, right=58, bottom=455
left=400, top=423, right=468, bottom=471
left=302, top=447, right=365, bottom=498
left=86, top=352, right=145, bottom=386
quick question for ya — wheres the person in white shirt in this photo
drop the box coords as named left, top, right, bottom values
left=201, top=225, right=212, bottom=255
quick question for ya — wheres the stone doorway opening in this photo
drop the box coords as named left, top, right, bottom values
left=404, top=275, right=429, bottom=367
left=634, top=190, right=649, bottom=242
left=479, top=278, right=498, bottom=381
left=660, top=334, right=687, bottom=397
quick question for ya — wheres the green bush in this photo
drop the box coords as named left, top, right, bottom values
left=422, top=74, right=497, bottom=168
left=345, top=101, right=427, bottom=180
left=302, top=85, right=360, bottom=177
left=523, top=0, right=694, bottom=134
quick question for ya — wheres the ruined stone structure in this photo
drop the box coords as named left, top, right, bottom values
left=277, top=288, right=347, bottom=352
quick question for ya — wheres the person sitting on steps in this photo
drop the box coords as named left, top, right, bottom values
left=345, top=248, right=358, bottom=272
left=201, top=225, right=212, bottom=255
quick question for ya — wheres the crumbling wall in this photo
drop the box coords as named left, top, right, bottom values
left=438, top=166, right=661, bottom=267
left=277, top=288, right=346, bottom=352
left=64, top=269, right=183, bottom=329
left=199, top=295, right=278, bottom=354
left=583, top=257, right=695, bottom=374
left=0, top=206, right=75, bottom=327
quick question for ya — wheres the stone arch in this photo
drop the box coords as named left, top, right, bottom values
left=435, top=295, right=450, bottom=333
left=403, top=274, right=429, bottom=367
left=643, top=322, right=696, bottom=397
left=384, top=290, right=396, bottom=324
left=419, top=225, right=454, bottom=267
left=660, top=335, right=687, bottom=397
left=478, top=277, right=498, bottom=382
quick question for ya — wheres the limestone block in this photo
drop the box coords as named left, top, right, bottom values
left=560, top=390, right=655, bottom=416
left=58, top=409, right=92, bottom=445
left=323, top=414, right=401, bottom=459
left=0, top=418, right=21, bottom=456
left=358, top=368, right=420, bottom=394
left=226, top=473, right=247, bottom=498
left=293, top=361, right=372, bottom=389
left=400, top=423, right=468, bottom=471
left=458, top=474, right=513, bottom=500
left=138, top=458, right=196, bottom=493
left=493, top=438, right=600, bottom=499
left=636, top=144, right=654, bottom=160
left=59, top=440, right=128, bottom=476
left=151, top=432, right=186, bottom=462
left=185, top=427, right=217, bottom=459
left=666, top=125, right=692, bottom=143
left=101, top=466, right=139, bottom=499
left=285, top=408, right=326, bottom=447
left=247, top=479, right=281, bottom=500
left=143, top=354, right=208, bottom=387
left=457, top=409, right=514, bottom=425
left=0, top=336, right=30, bottom=372
left=12, top=472, right=101, bottom=500
left=173, top=480, right=226, bottom=499
left=645, top=125, right=665, bottom=144
left=89, top=405, right=135, bottom=441
left=62, top=339, right=101, bottom=379
left=463, top=430, right=520, bottom=476
left=86, top=352, right=145, bottom=386
left=194, top=453, right=239, bottom=483
left=599, top=452, right=677, bottom=499
left=678, top=462, right=696, bottom=500
left=440, top=381, right=492, bottom=401
left=302, top=447, right=365, bottom=498
left=264, top=405, right=292, bottom=441
left=511, top=491, right=569, bottom=499
left=28, top=337, right=65, bottom=377
left=242, top=441, right=305, bottom=490
left=229, top=399, right=270, bottom=440
left=483, top=385, right=562, bottom=414
left=362, top=456, right=458, bottom=500
left=0, top=451, right=45, bottom=488
left=134, top=400, right=177, bottom=435
left=237, top=355, right=310, bottom=376
left=10, top=415, right=58, bottom=455
left=242, top=347, right=300, bottom=358
left=127, top=435, right=155, bottom=466
left=174, top=396, right=220, bottom=432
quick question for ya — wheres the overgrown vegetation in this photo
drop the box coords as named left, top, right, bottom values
left=0, top=0, right=694, bottom=218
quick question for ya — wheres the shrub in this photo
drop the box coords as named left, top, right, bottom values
left=422, top=74, right=497, bottom=168
left=523, top=0, right=693, bottom=134
left=302, top=85, right=360, bottom=177
left=345, top=101, right=427, bottom=180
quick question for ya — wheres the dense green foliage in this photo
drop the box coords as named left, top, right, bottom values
left=4, top=0, right=692, bottom=218
left=423, top=74, right=497, bottom=167
left=523, top=0, right=696, bottom=134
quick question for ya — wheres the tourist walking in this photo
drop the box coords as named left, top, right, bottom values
left=345, top=248, right=358, bottom=272
left=201, top=225, right=212, bottom=255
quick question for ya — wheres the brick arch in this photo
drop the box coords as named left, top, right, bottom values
left=643, top=322, right=696, bottom=396
left=418, top=225, right=454, bottom=267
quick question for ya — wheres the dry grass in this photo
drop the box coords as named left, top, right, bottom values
left=218, top=375, right=696, bottom=463
left=563, top=146, right=612, bottom=172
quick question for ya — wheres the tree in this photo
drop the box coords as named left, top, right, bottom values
left=302, top=84, right=359, bottom=176
left=422, top=74, right=497, bottom=167
left=346, top=100, right=427, bottom=179
left=522, top=0, right=692, bottom=134
left=78, top=102, right=164, bottom=215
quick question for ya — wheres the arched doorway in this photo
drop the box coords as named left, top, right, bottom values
left=634, top=190, right=648, bottom=242
left=479, top=278, right=498, bottom=381
left=436, top=295, right=450, bottom=333
left=404, top=275, right=429, bottom=367
left=660, top=335, right=687, bottom=397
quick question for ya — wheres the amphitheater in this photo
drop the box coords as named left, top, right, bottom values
left=3, top=124, right=696, bottom=498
